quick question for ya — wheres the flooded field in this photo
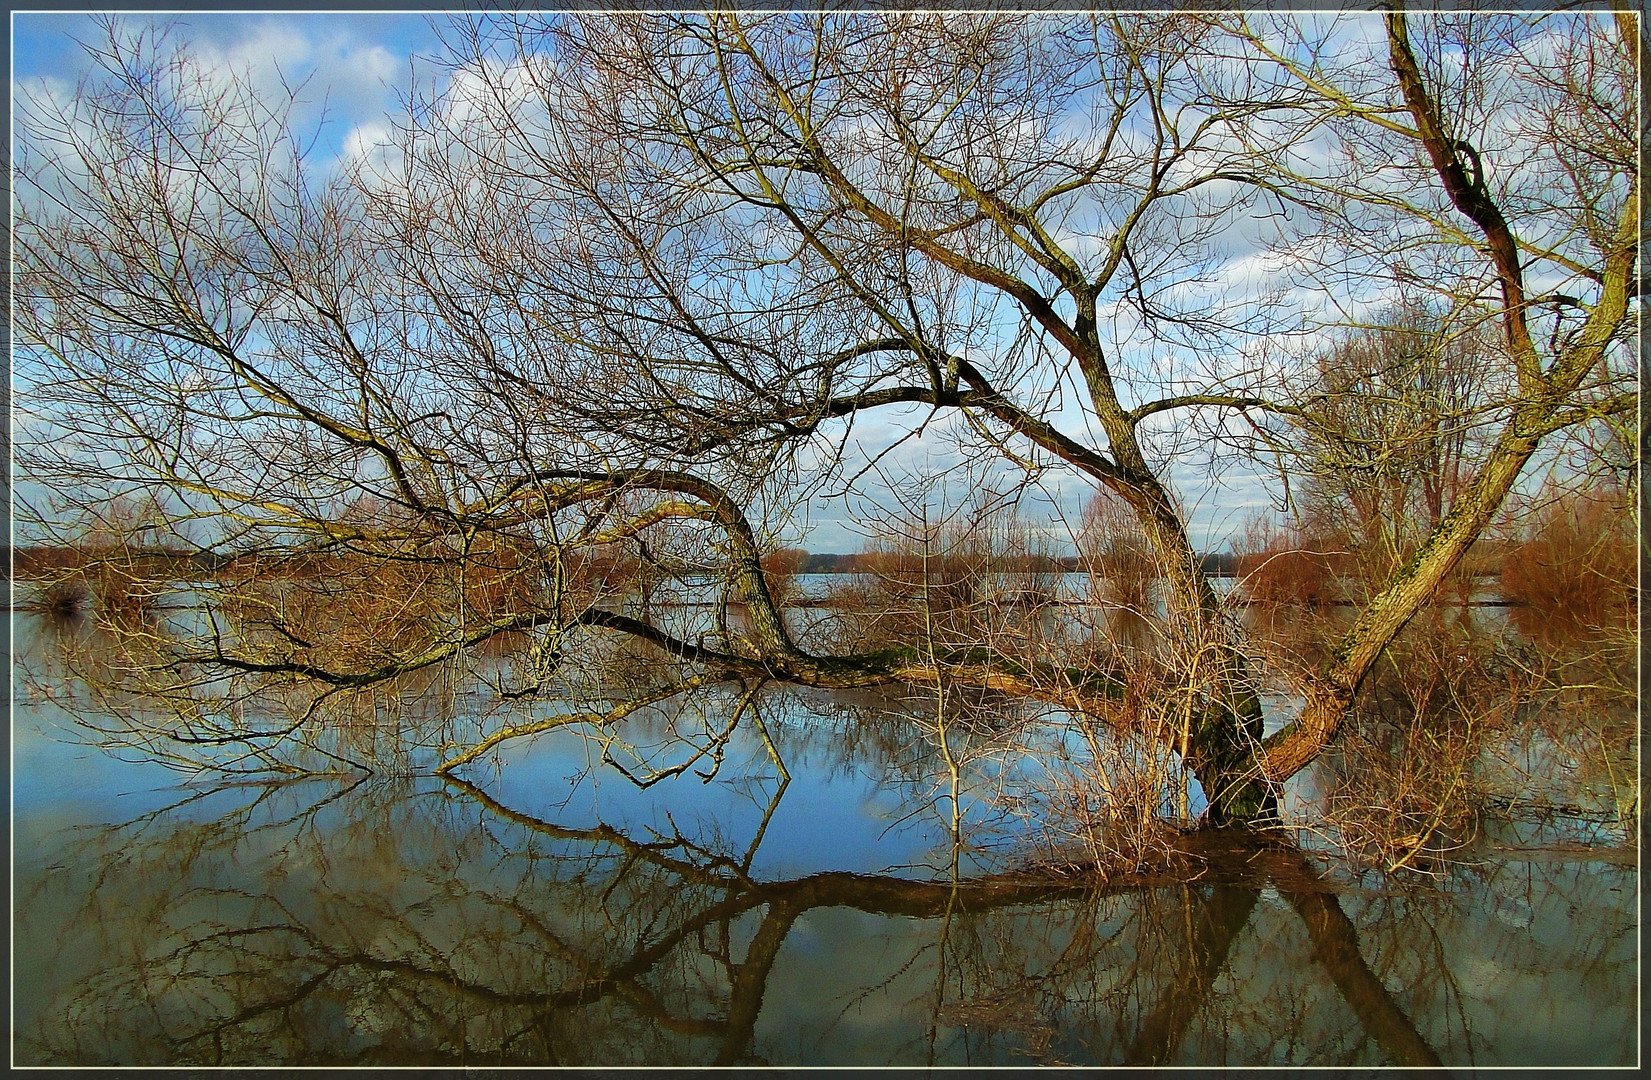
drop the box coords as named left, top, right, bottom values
left=11, top=6, right=1639, bottom=1067
left=10, top=591, right=1638, bottom=1067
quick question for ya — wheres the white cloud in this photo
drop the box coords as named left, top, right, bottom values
left=14, top=14, right=427, bottom=179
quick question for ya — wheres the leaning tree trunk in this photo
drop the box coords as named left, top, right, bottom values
left=1095, top=424, right=1275, bottom=826
left=1251, top=9, right=1639, bottom=796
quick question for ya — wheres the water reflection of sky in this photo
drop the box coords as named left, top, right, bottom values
left=9, top=608, right=1638, bottom=1067
left=481, top=705, right=998, bottom=880
left=15, top=698, right=204, bottom=824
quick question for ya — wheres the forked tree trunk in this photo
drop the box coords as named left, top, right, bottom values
left=1244, top=10, right=1639, bottom=799
left=1103, top=465, right=1277, bottom=826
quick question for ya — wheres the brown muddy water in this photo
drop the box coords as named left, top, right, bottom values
left=9, top=592, right=1639, bottom=1067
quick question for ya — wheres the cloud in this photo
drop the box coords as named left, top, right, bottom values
left=13, top=13, right=432, bottom=175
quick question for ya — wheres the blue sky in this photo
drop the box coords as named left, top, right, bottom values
left=11, top=11, right=1286, bottom=554
left=14, top=12, right=442, bottom=84
left=13, top=12, right=445, bottom=163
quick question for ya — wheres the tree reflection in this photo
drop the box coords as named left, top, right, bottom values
left=15, top=774, right=1632, bottom=1067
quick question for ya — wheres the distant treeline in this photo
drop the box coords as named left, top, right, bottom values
left=785, top=551, right=1246, bottom=577
left=10, top=544, right=1249, bottom=579
left=7, top=545, right=232, bottom=576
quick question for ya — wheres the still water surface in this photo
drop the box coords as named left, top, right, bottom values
left=10, top=607, right=1638, bottom=1066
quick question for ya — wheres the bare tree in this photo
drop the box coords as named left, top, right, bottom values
left=1213, top=9, right=1637, bottom=787
left=13, top=10, right=1637, bottom=825
left=1282, top=307, right=1496, bottom=588
left=1078, top=490, right=1161, bottom=613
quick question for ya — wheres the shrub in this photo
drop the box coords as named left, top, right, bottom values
left=1076, top=494, right=1158, bottom=611
left=25, top=575, right=95, bottom=617
left=1233, top=519, right=1340, bottom=606
left=1500, top=484, right=1635, bottom=631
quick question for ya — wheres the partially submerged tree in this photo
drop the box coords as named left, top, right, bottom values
left=1286, top=309, right=1496, bottom=585
left=1078, top=490, right=1161, bottom=614
left=14, top=10, right=1636, bottom=824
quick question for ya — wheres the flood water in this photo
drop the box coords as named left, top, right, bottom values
left=9, top=589, right=1639, bottom=1067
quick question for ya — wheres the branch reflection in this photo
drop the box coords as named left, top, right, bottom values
left=15, top=775, right=1631, bottom=1067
